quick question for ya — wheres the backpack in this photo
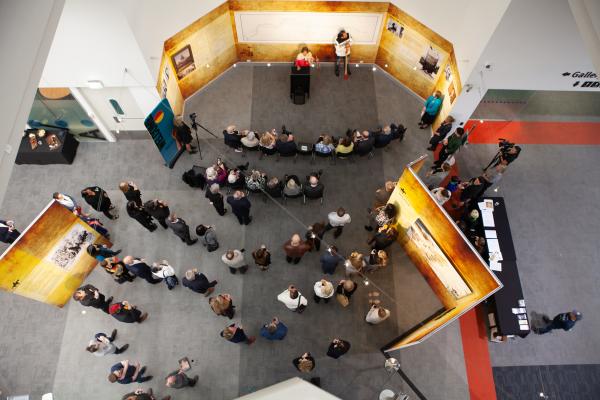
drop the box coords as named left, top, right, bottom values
left=165, top=275, right=179, bottom=290
left=182, top=165, right=206, bottom=189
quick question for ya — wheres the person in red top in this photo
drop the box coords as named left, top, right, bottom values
left=295, top=46, right=315, bottom=70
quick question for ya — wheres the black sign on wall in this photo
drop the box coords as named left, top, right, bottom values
left=561, top=71, right=599, bottom=88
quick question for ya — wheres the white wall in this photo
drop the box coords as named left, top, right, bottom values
left=40, top=0, right=154, bottom=88
left=569, top=0, right=600, bottom=76
left=390, top=0, right=511, bottom=79
left=468, top=0, right=599, bottom=92
left=121, top=0, right=226, bottom=78
left=0, top=0, right=64, bottom=207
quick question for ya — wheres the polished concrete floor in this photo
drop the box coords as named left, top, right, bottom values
left=0, top=65, right=598, bottom=400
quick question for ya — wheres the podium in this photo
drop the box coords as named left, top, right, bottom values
left=290, top=66, right=310, bottom=105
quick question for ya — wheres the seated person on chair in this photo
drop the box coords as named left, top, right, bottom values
left=315, top=134, right=335, bottom=155
left=259, top=131, right=276, bottom=151
left=303, top=175, right=324, bottom=199
left=246, top=170, right=267, bottom=192
left=228, top=168, right=245, bottom=188
left=223, top=125, right=242, bottom=152
left=241, top=130, right=259, bottom=148
left=335, top=136, right=354, bottom=156
left=275, top=133, right=297, bottom=156
left=265, top=177, right=283, bottom=198
left=295, top=46, right=315, bottom=70
left=283, top=175, right=302, bottom=197
left=390, top=123, right=406, bottom=141
left=354, top=131, right=375, bottom=155
left=374, top=126, right=393, bottom=148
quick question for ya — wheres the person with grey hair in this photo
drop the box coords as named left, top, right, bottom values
left=182, top=268, right=217, bottom=296
left=173, top=116, right=197, bottom=154
left=205, top=183, right=226, bottom=216
left=221, top=249, right=249, bottom=274
left=223, top=125, right=243, bottom=152
left=196, top=224, right=219, bottom=252
left=166, top=214, right=197, bottom=245
left=241, top=130, right=259, bottom=148
left=227, top=190, right=252, bottom=225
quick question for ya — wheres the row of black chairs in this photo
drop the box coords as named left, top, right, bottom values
left=226, top=174, right=324, bottom=205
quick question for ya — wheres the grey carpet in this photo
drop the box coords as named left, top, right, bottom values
left=1, top=65, right=458, bottom=400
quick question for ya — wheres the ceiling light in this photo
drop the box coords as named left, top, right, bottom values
left=355, top=64, right=359, bottom=67
left=480, top=119, right=484, bottom=123
left=87, top=80, right=104, bottom=89
left=267, top=63, right=271, bottom=67
left=233, top=64, right=237, bottom=68
left=385, top=64, right=388, bottom=68
left=372, top=67, right=376, bottom=71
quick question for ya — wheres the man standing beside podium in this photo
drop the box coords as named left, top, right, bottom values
left=334, top=30, right=353, bottom=77
left=295, top=46, right=315, bottom=70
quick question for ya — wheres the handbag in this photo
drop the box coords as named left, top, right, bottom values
left=295, top=295, right=306, bottom=313
left=336, top=293, right=350, bottom=307
left=207, top=242, right=219, bottom=252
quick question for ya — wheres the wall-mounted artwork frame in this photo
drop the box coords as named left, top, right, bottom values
left=171, top=44, right=196, bottom=80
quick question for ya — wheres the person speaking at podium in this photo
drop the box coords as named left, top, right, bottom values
left=334, top=30, right=353, bottom=77
left=295, top=46, right=315, bottom=70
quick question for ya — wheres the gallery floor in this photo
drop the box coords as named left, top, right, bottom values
left=0, top=65, right=598, bottom=400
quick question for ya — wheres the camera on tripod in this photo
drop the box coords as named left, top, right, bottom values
left=498, top=138, right=515, bottom=154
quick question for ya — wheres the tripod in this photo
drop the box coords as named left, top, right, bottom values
left=189, top=113, right=219, bottom=161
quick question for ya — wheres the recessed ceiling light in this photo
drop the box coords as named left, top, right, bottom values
left=384, top=64, right=388, bottom=68
left=87, top=80, right=104, bottom=89
left=355, top=64, right=359, bottom=67
left=267, top=63, right=271, bottom=67
left=372, top=67, right=376, bottom=71
left=233, top=64, right=237, bottom=67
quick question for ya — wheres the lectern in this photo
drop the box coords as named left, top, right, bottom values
left=290, top=66, right=310, bottom=105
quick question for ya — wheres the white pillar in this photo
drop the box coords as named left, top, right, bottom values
left=0, top=0, right=65, bottom=207
left=69, top=87, right=117, bottom=142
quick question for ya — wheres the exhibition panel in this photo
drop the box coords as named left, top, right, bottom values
left=0, top=201, right=111, bottom=307
left=383, top=158, right=501, bottom=350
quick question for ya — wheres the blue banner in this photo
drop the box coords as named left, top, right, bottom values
left=144, top=98, right=181, bottom=168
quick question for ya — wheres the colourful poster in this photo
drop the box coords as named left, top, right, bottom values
left=144, top=98, right=181, bottom=168
left=0, top=201, right=111, bottom=307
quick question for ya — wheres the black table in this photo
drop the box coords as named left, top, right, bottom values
left=15, top=130, right=79, bottom=165
left=478, top=197, right=530, bottom=337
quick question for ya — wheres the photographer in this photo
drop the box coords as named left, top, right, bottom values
left=0, top=219, right=20, bottom=244
left=173, top=116, right=197, bottom=154
left=485, top=139, right=521, bottom=171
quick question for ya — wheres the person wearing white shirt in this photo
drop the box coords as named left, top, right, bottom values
left=325, top=207, right=352, bottom=238
left=52, top=192, right=77, bottom=211
left=365, top=304, right=391, bottom=324
left=431, top=187, right=452, bottom=205
left=277, top=285, right=308, bottom=312
left=86, top=330, right=128, bottom=357
left=334, top=30, right=353, bottom=76
left=313, top=279, right=334, bottom=303
left=221, top=249, right=249, bottom=274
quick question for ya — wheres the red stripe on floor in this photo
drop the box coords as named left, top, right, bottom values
left=464, top=120, right=600, bottom=145
left=460, top=308, right=497, bottom=400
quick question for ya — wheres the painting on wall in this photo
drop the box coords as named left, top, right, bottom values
left=384, top=15, right=447, bottom=81
left=444, top=64, right=452, bottom=82
left=171, top=45, right=196, bottom=80
left=386, top=19, right=404, bottom=38
left=406, top=219, right=472, bottom=299
left=448, top=82, right=457, bottom=104
left=161, top=64, right=170, bottom=99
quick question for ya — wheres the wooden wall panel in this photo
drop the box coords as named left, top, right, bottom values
left=163, top=6, right=237, bottom=100
left=230, top=1, right=389, bottom=13
left=430, top=50, right=462, bottom=131
left=383, top=163, right=501, bottom=350
left=237, top=43, right=378, bottom=63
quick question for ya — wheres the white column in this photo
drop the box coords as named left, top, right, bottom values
left=69, top=87, right=117, bottom=142
left=0, top=0, right=65, bottom=207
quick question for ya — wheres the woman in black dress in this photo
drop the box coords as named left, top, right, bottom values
left=173, top=117, right=197, bottom=154
left=109, top=301, right=148, bottom=323
left=119, top=181, right=142, bottom=206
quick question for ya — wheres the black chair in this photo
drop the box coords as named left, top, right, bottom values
left=314, top=149, right=335, bottom=165
left=226, top=176, right=246, bottom=194
left=390, top=124, right=407, bottom=142
left=264, top=181, right=284, bottom=201
left=241, top=144, right=259, bottom=158
left=223, top=130, right=242, bottom=151
left=259, top=145, right=277, bottom=160
left=297, top=142, right=314, bottom=163
left=303, top=183, right=324, bottom=205
left=282, top=175, right=303, bottom=204
left=276, top=142, right=298, bottom=162
left=373, top=130, right=393, bottom=149
left=334, top=150, right=354, bottom=164
left=355, top=140, right=375, bottom=159
left=245, top=182, right=267, bottom=203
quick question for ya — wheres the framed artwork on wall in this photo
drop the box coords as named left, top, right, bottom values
left=448, top=82, right=456, bottom=104
left=171, top=45, right=196, bottom=80
left=386, top=19, right=404, bottom=38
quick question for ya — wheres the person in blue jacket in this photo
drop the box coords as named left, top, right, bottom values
left=260, top=317, right=288, bottom=340
left=419, top=90, right=443, bottom=129
left=534, top=310, right=582, bottom=334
